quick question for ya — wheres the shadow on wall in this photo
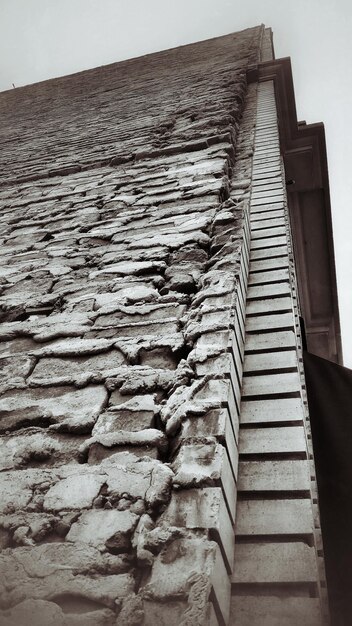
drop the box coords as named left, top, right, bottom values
left=304, top=351, right=352, bottom=626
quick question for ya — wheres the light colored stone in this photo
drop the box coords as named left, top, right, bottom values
left=251, top=217, right=285, bottom=230
left=29, top=349, right=125, bottom=385
left=251, top=225, right=286, bottom=240
left=248, top=268, right=289, bottom=284
left=245, top=330, right=295, bottom=352
left=246, top=296, right=292, bottom=314
left=250, top=233, right=286, bottom=248
left=143, top=538, right=230, bottom=625
left=243, top=349, right=297, bottom=372
left=94, top=285, right=159, bottom=308
left=241, top=371, right=300, bottom=396
left=230, top=596, right=322, bottom=626
left=0, top=472, right=34, bottom=514
left=172, top=441, right=236, bottom=521
left=245, top=311, right=294, bottom=332
left=238, top=459, right=310, bottom=491
left=0, top=385, right=108, bottom=432
left=44, top=473, right=106, bottom=511
left=232, top=541, right=318, bottom=583
left=235, top=498, right=314, bottom=535
left=160, top=488, right=234, bottom=572
left=239, top=426, right=306, bottom=455
left=250, top=244, right=287, bottom=260
left=240, top=397, right=304, bottom=424
left=66, top=509, right=138, bottom=549
left=31, top=337, right=115, bottom=357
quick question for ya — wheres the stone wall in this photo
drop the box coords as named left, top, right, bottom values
left=0, top=27, right=263, bottom=626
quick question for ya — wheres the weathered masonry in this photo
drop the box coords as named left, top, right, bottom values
left=0, top=25, right=341, bottom=626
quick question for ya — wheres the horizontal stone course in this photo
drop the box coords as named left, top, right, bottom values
left=239, top=426, right=307, bottom=455
left=230, top=596, right=322, bottom=626
left=235, top=498, right=315, bottom=536
left=232, top=541, right=318, bottom=583
left=240, top=397, right=304, bottom=424
left=238, top=459, right=311, bottom=491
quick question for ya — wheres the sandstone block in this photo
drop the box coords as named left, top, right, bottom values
left=0, top=385, right=108, bottom=433
left=243, top=349, right=296, bottom=372
left=230, top=596, right=322, bottom=626
left=239, top=426, right=306, bottom=455
left=66, top=509, right=139, bottom=551
left=160, top=487, right=234, bottom=572
left=29, top=349, right=125, bottom=385
left=180, top=408, right=239, bottom=481
left=238, top=459, right=310, bottom=491
left=240, top=397, right=304, bottom=424
left=250, top=244, right=287, bottom=260
left=44, top=473, right=106, bottom=511
left=232, top=541, right=318, bottom=583
left=245, top=330, right=295, bottom=352
left=241, top=371, right=300, bottom=396
left=172, top=441, right=237, bottom=521
left=245, top=311, right=294, bottom=332
left=236, top=498, right=314, bottom=536
left=143, top=538, right=230, bottom=625
left=250, top=226, right=286, bottom=240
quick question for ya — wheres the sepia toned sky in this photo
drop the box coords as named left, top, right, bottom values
left=1, top=0, right=351, bottom=365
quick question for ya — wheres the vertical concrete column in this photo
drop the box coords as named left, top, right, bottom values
left=230, top=81, right=328, bottom=626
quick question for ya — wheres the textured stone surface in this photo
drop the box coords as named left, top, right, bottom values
left=232, top=541, right=318, bottom=583
left=0, top=26, right=262, bottom=626
left=230, top=597, right=322, bottom=626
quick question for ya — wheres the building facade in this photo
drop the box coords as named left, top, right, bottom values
left=0, top=26, right=342, bottom=626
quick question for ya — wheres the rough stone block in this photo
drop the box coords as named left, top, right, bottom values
left=245, top=312, right=295, bottom=332
left=239, top=426, right=306, bottom=455
left=172, top=440, right=237, bottom=521
left=44, top=473, right=106, bottom=511
left=142, top=600, right=188, bottom=626
left=180, top=408, right=239, bottom=481
left=0, top=598, right=117, bottom=626
left=92, top=407, right=155, bottom=435
left=66, top=509, right=139, bottom=551
left=1, top=471, right=36, bottom=514
left=248, top=268, right=289, bottom=284
left=160, top=487, right=234, bottom=572
left=250, top=234, right=286, bottom=250
left=0, top=544, right=134, bottom=610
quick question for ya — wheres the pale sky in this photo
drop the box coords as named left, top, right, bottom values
left=1, top=0, right=351, bottom=365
